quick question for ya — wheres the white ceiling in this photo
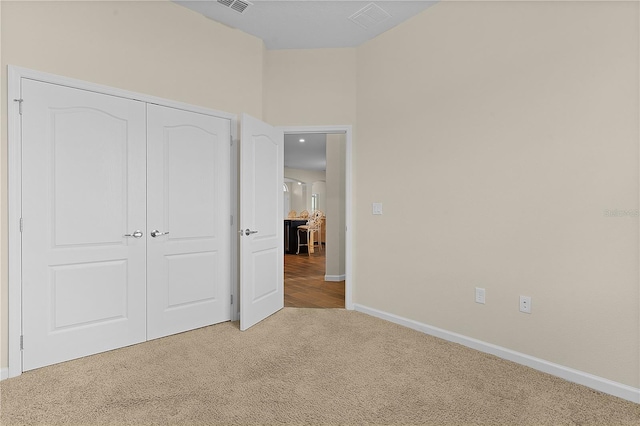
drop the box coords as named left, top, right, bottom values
left=174, top=0, right=437, bottom=49
left=284, top=134, right=327, bottom=171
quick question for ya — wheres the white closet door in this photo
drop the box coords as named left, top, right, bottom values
left=21, top=79, right=147, bottom=371
left=239, top=114, right=284, bottom=331
left=146, top=104, right=231, bottom=340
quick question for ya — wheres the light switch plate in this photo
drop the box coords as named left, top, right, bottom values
left=372, top=202, right=383, bottom=215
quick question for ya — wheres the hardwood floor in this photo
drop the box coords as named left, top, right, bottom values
left=285, top=247, right=345, bottom=308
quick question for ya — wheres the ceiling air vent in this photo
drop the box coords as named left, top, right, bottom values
left=349, top=3, right=391, bottom=29
left=217, top=0, right=252, bottom=14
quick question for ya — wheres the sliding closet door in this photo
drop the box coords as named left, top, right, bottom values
left=21, top=79, right=147, bottom=371
left=146, top=104, right=231, bottom=340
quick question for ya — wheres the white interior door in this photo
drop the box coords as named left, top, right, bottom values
left=21, top=79, right=147, bottom=371
left=240, top=114, right=284, bottom=331
left=146, top=104, right=231, bottom=340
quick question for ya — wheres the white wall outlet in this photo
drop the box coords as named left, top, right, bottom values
left=519, top=295, right=532, bottom=313
left=372, top=202, right=383, bottom=215
left=475, top=287, right=485, bottom=304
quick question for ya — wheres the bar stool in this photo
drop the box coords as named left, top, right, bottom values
left=296, top=217, right=320, bottom=255
left=311, top=210, right=324, bottom=251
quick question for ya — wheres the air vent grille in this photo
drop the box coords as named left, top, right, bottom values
left=217, top=0, right=252, bottom=14
left=349, top=3, right=391, bottom=29
left=231, top=0, right=250, bottom=13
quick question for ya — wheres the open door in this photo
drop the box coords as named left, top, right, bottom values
left=240, top=114, right=284, bottom=331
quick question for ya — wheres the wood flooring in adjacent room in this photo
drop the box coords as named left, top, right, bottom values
left=284, top=248, right=345, bottom=308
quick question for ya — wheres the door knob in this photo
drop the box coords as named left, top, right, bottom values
left=150, top=230, right=169, bottom=238
left=124, top=230, right=143, bottom=238
left=244, top=229, right=258, bottom=236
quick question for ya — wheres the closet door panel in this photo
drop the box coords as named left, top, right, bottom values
left=146, top=104, right=231, bottom=340
left=21, top=79, right=147, bottom=371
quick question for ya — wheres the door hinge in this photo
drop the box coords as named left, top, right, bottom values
left=230, top=215, right=234, bottom=226
left=230, top=136, right=234, bottom=147
left=14, top=98, right=23, bottom=115
left=20, top=335, right=23, bottom=350
left=230, top=294, right=234, bottom=305
left=19, top=218, right=23, bottom=233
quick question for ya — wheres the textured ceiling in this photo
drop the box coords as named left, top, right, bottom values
left=174, top=0, right=437, bottom=49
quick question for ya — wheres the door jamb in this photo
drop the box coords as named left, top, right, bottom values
left=6, top=65, right=238, bottom=378
left=229, top=121, right=239, bottom=322
left=278, top=125, right=353, bottom=310
left=7, top=66, right=23, bottom=379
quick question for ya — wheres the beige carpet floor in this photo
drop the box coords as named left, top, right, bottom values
left=1, top=308, right=639, bottom=425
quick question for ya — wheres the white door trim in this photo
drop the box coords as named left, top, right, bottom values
left=8, top=66, right=23, bottom=379
left=278, top=125, right=353, bottom=310
left=7, top=65, right=238, bottom=378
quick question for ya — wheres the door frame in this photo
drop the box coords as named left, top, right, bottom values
left=7, top=65, right=239, bottom=378
left=279, top=126, right=353, bottom=310
left=229, top=125, right=353, bottom=320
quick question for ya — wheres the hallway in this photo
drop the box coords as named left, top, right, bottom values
left=284, top=250, right=345, bottom=308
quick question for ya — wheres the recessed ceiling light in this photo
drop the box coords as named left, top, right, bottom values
left=299, top=138, right=305, bottom=143
left=297, top=182, right=302, bottom=185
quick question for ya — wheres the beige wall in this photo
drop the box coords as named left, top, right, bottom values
left=1, top=1, right=264, bottom=116
left=284, top=168, right=326, bottom=214
left=325, top=134, right=346, bottom=278
left=289, top=182, right=306, bottom=215
left=355, top=1, right=639, bottom=387
left=0, top=0, right=265, bottom=370
left=311, top=181, right=327, bottom=214
left=263, top=48, right=357, bottom=126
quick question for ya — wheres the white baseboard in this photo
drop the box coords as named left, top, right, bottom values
left=353, top=304, right=640, bottom=404
left=324, top=274, right=345, bottom=282
left=1, top=368, right=8, bottom=381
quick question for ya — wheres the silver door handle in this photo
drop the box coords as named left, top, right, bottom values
left=244, top=229, right=258, bottom=236
left=150, top=230, right=169, bottom=238
left=124, top=230, right=143, bottom=238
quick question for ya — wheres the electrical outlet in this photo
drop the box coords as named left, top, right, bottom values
left=519, top=295, right=532, bottom=314
left=475, top=287, right=485, bottom=304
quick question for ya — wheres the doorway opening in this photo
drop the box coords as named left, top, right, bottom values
left=282, top=131, right=347, bottom=308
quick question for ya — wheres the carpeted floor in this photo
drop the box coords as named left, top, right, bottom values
left=1, top=308, right=639, bottom=425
